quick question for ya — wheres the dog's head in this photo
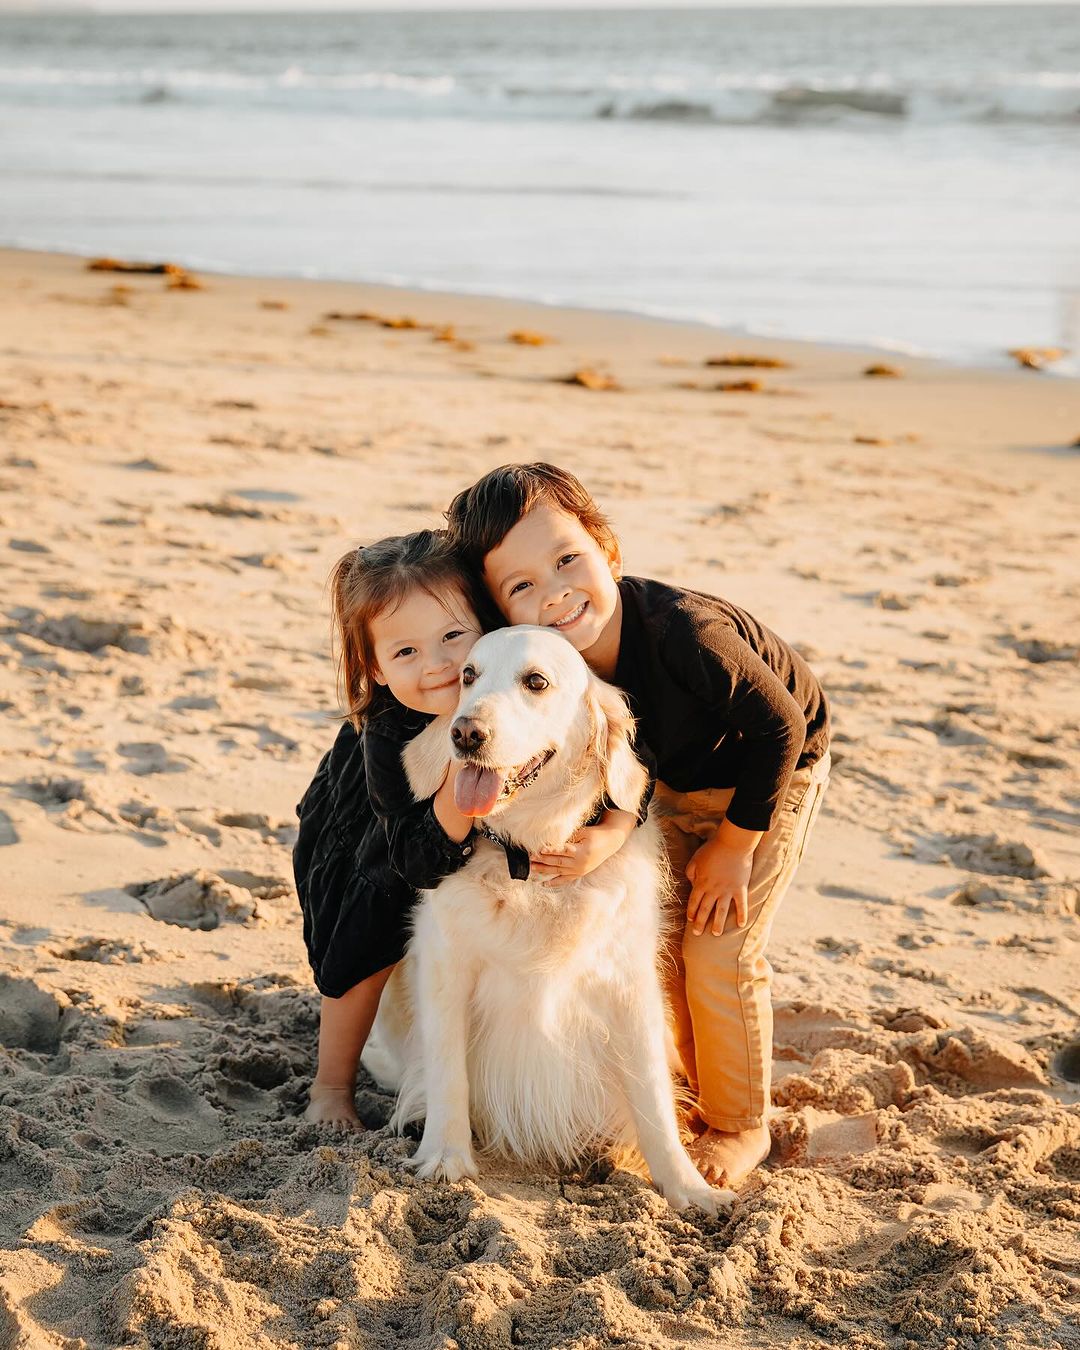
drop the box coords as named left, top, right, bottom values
left=449, top=626, right=646, bottom=823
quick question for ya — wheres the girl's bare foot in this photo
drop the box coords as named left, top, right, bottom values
left=304, top=1083, right=363, bottom=1130
left=688, top=1121, right=772, bottom=1188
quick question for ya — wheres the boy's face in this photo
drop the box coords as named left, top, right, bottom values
left=482, top=504, right=621, bottom=659
left=370, top=585, right=481, bottom=715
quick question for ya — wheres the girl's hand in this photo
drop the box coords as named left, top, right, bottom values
left=433, top=758, right=474, bottom=843
left=685, top=837, right=754, bottom=936
left=530, top=809, right=636, bottom=888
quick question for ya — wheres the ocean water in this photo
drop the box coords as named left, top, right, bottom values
left=1, top=5, right=1079, bottom=365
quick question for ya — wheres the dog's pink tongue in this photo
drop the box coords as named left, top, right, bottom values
left=454, top=765, right=506, bottom=817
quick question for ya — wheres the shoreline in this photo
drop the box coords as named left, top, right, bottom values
left=4, top=245, right=1078, bottom=464
left=8, top=240, right=1075, bottom=382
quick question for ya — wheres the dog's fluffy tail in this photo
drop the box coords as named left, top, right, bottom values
left=359, top=963, right=412, bottom=1093
left=359, top=1029, right=401, bottom=1093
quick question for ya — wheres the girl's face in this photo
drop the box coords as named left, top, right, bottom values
left=370, top=585, right=480, bottom=716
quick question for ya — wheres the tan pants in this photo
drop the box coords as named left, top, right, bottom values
left=655, top=751, right=830, bottom=1131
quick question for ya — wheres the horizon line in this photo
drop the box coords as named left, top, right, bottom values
left=7, top=0, right=1078, bottom=15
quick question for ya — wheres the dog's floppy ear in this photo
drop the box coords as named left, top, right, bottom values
left=588, top=677, right=648, bottom=818
left=402, top=716, right=453, bottom=800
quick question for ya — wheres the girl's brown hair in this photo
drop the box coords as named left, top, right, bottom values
left=444, top=462, right=619, bottom=571
left=329, top=529, right=486, bottom=731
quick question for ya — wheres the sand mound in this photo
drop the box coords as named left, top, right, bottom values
left=0, top=980, right=1075, bottom=1349
left=951, top=877, right=1079, bottom=917
left=6, top=606, right=225, bottom=666
left=941, top=833, right=1050, bottom=879
left=125, top=870, right=291, bottom=930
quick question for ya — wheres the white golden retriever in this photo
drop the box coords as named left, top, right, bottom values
left=363, top=627, right=733, bottom=1215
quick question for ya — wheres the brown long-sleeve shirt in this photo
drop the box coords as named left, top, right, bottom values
left=612, top=576, right=830, bottom=833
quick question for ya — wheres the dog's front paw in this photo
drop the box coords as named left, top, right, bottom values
left=658, top=1174, right=737, bottom=1217
left=406, top=1142, right=479, bottom=1183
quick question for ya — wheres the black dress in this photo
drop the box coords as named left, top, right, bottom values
left=292, top=687, right=476, bottom=998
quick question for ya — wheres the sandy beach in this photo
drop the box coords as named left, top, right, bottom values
left=1, top=246, right=1078, bottom=1349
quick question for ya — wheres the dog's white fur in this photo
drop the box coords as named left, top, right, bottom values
left=363, top=627, right=733, bottom=1214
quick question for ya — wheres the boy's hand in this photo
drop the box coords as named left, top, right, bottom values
left=530, top=808, right=636, bottom=887
left=685, top=835, right=755, bottom=936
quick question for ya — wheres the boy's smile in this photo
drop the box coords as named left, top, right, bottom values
left=482, top=503, right=623, bottom=677
left=549, top=599, right=588, bottom=631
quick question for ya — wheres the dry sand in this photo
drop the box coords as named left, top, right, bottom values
left=1, top=248, right=1078, bottom=1349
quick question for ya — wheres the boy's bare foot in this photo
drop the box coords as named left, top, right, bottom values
left=688, top=1122, right=772, bottom=1188
left=304, top=1084, right=364, bottom=1130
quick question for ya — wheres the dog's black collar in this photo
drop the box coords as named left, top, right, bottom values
left=477, top=798, right=608, bottom=882
left=475, top=823, right=532, bottom=881
left=583, top=798, right=607, bottom=830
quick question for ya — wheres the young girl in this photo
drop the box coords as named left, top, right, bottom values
left=293, top=529, right=486, bottom=1129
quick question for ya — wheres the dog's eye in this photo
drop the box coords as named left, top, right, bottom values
left=462, top=667, right=477, bottom=686
left=523, top=673, right=549, bottom=692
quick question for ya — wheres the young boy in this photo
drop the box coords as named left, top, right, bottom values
left=445, top=463, right=830, bottom=1190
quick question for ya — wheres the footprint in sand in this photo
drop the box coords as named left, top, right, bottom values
left=232, top=552, right=297, bottom=572
left=14, top=775, right=86, bottom=808
left=999, top=632, right=1079, bottom=665
left=12, top=608, right=221, bottom=663
left=132, top=1071, right=206, bottom=1119
left=230, top=669, right=293, bottom=693
left=230, top=675, right=291, bottom=695
left=210, top=1046, right=295, bottom=1092
left=1043, top=1142, right=1080, bottom=1182
left=50, top=936, right=162, bottom=965
left=216, top=869, right=292, bottom=899
left=1053, top=1037, right=1080, bottom=1085
left=0, top=973, right=69, bottom=1054
left=188, top=495, right=315, bottom=524
left=229, top=488, right=302, bottom=504
left=78, top=797, right=222, bottom=851
left=117, top=741, right=193, bottom=776
left=168, top=694, right=220, bottom=712
left=122, top=456, right=171, bottom=472
left=214, top=721, right=299, bottom=757
left=11, top=774, right=145, bottom=841
left=215, top=812, right=296, bottom=844
left=1006, top=747, right=1068, bottom=771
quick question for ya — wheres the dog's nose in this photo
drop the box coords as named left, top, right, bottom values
left=451, top=717, right=490, bottom=752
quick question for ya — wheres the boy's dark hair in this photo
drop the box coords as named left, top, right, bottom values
left=328, top=529, right=493, bottom=730
left=444, top=462, right=620, bottom=571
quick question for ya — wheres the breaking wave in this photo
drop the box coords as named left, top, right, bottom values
left=1, top=65, right=1078, bottom=127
